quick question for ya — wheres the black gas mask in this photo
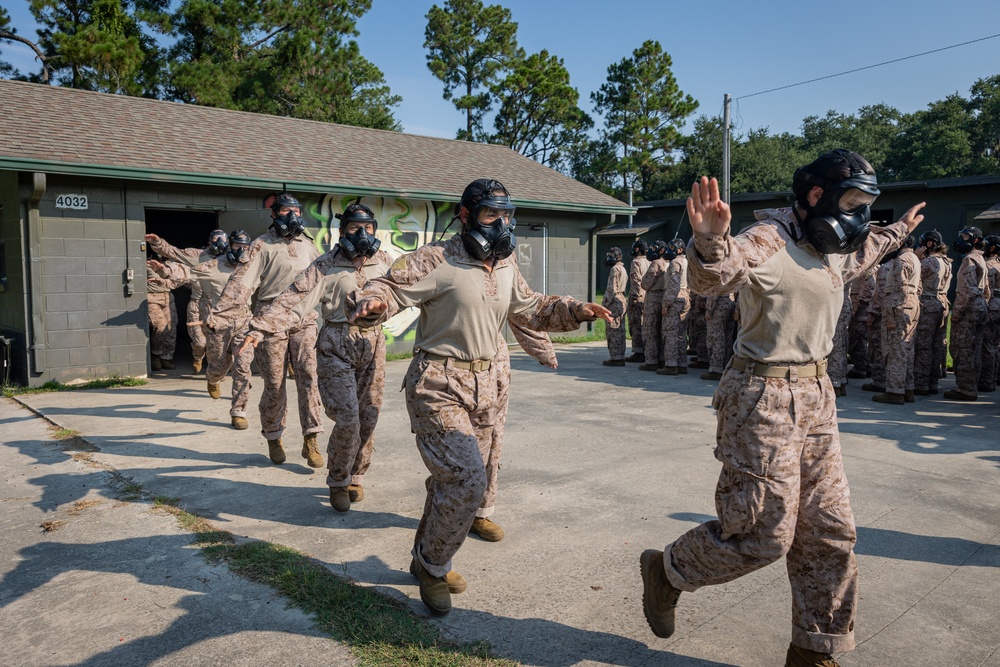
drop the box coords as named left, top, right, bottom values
left=952, top=226, right=983, bottom=255
left=227, top=229, right=251, bottom=264
left=336, top=199, right=381, bottom=260
left=207, top=230, right=229, bottom=257
left=630, top=241, right=648, bottom=258
left=269, top=192, right=305, bottom=238
left=984, top=235, right=1000, bottom=259
left=605, top=247, right=622, bottom=267
left=919, top=230, right=943, bottom=253
left=645, top=245, right=661, bottom=262
left=462, top=197, right=517, bottom=260
left=793, top=155, right=880, bottom=254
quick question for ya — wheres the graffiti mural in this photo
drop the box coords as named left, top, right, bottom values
left=305, top=195, right=455, bottom=350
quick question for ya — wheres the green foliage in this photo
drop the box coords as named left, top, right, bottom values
left=489, top=49, right=591, bottom=167
left=424, top=0, right=521, bottom=141
left=0, top=6, right=19, bottom=77
left=592, top=39, right=698, bottom=198
left=167, top=0, right=400, bottom=129
left=26, top=0, right=169, bottom=95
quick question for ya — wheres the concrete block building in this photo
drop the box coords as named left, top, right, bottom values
left=0, top=80, right=633, bottom=387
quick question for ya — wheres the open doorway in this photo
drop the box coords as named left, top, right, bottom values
left=144, top=208, right=219, bottom=372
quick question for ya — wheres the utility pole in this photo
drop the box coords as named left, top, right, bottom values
left=722, top=93, right=731, bottom=205
left=628, top=187, right=633, bottom=228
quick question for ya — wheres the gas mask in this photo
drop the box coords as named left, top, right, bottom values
left=341, top=227, right=380, bottom=259
left=605, top=247, right=623, bottom=267
left=645, top=245, right=661, bottom=262
left=271, top=210, right=305, bottom=238
left=793, top=170, right=880, bottom=254
left=919, top=230, right=943, bottom=253
left=630, top=241, right=648, bottom=258
left=336, top=201, right=381, bottom=259
left=952, top=227, right=983, bottom=255
left=207, top=230, right=229, bottom=257
left=462, top=198, right=517, bottom=261
left=226, top=229, right=251, bottom=264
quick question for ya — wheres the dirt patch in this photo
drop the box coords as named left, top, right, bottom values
left=40, top=520, right=67, bottom=532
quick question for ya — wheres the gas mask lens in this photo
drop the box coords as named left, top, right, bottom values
left=477, top=206, right=514, bottom=225
left=837, top=188, right=878, bottom=213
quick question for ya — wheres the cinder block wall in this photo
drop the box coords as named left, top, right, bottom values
left=0, top=171, right=26, bottom=385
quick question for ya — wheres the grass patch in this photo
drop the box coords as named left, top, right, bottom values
left=386, top=351, right=414, bottom=362
left=552, top=317, right=606, bottom=344
left=3, top=376, right=146, bottom=397
left=154, top=498, right=518, bottom=667
left=54, top=428, right=80, bottom=439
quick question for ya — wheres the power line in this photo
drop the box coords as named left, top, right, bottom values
left=736, top=32, right=1000, bottom=100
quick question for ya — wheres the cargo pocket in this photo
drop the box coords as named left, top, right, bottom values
left=714, top=464, right=768, bottom=537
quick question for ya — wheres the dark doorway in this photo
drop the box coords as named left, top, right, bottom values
left=144, top=208, right=219, bottom=371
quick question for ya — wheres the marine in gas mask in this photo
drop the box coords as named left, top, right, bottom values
left=913, top=230, right=953, bottom=395
left=602, top=247, right=628, bottom=366
left=945, top=226, right=990, bottom=401
left=625, top=240, right=651, bottom=362
left=639, top=156, right=925, bottom=666
left=207, top=191, right=325, bottom=466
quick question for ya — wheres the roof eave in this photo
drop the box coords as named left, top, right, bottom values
left=0, top=157, right=636, bottom=216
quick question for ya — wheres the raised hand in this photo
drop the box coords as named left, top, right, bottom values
left=899, top=202, right=926, bottom=232
left=687, top=177, right=731, bottom=237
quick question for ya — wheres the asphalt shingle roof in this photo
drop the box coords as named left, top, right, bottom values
left=0, top=80, right=631, bottom=213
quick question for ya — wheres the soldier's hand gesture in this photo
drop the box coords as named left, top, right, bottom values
left=899, top=202, right=926, bottom=233
left=350, top=298, right=387, bottom=323
left=687, top=177, right=731, bottom=237
left=579, top=302, right=613, bottom=323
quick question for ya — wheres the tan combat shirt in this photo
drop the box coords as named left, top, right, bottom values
left=954, top=249, right=990, bottom=313
left=641, top=257, right=669, bottom=293
left=350, top=235, right=587, bottom=361
left=629, top=256, right=650, bottom=301
left=687, top=207, right=907, bottom=364
left=607, top=262, right=627, bottom=295
left=209, top=228, right=320, bottom=328
left=250, top=246, right=393, bottom=337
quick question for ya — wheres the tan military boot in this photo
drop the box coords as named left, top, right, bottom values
left=192, top=358, right=203, bottom=373
left=873, top=392, right=904, bottom=405
left=329, top=486, right=350, bottom=512
left=231, top=416, right=248, bottom=430
left=150, top=354, right=161, bottom=371
left=348, top=484, right=364, bottom=502
left=904, top=389, right=915, bottom=403
left=160, top=358, right=175, bottom=370
left=943, top=388, right=977, bottom=401
left=302, top=434, right=324, bottom=468
left=602, top=359, right=625, bottom=366
left=267, top=439, right=285, bottom=465
left=409, top=558, right=466, bottom=594
left=785, top=643, right=841, bottom=667
left=700, top=371, right=723, bottom=380
left=656, top=366, right=679, bottom=375
left=411, top=558, right=452, bottom=615
left=207, top=381, right=221, bottom=399
left=469, top=517, right=504, bottom=542
left=640, top=549, right=681, bottom=638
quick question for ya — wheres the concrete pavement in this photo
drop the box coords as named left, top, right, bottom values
left=3, top=341, right=1000, bottom=666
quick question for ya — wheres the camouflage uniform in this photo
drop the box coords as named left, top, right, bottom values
left=661, top=255, right=690, bottom=368
left=207, top=229, right=323, bottom=440
left=827, top=287, right=852, bottom=389
left=980, top=255, right=1000, bottom=392
left=951, top=249, right=991, bottom=394
left=640, top=258, right=669, bottom=367
left=913, top=252, right=952, bottom=393
left=881, top=247, right=921, bottom=395
left=628, top=255, right=651, bottom=356
left=350, top=235, right=593, bottom=580
left=147, top=262, right=189, bottom=362
left=690, top=294, right=709, bottom=362
left=250, top=246, right=393, bottom=488
left=604, top=262, right=628, bottom=361
left=480, top=323, right=555, bottom=519
left=666, top=207, right=907, bottom=655
left=705, top=294, right=737, bottom=375
left=867, top=262, right=893, bottom=388
left=148, top=237, right=223, bottom=369
left=848, top=267, right=876, bottom=376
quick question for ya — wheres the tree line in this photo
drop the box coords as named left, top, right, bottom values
left=3, top=1, right=999, bottom=202
left=0, top=0, right=402, bottom=130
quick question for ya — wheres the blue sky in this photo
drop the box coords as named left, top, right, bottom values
left=4, top=0, right=1000, bottom=140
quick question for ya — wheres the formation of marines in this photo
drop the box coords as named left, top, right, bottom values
left=601, top=226, right=1000, bottom=403
left=141, top=157, right=997, bottom=667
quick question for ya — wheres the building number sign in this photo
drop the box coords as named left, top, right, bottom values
left=55, top=194, right=89, bottom=210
